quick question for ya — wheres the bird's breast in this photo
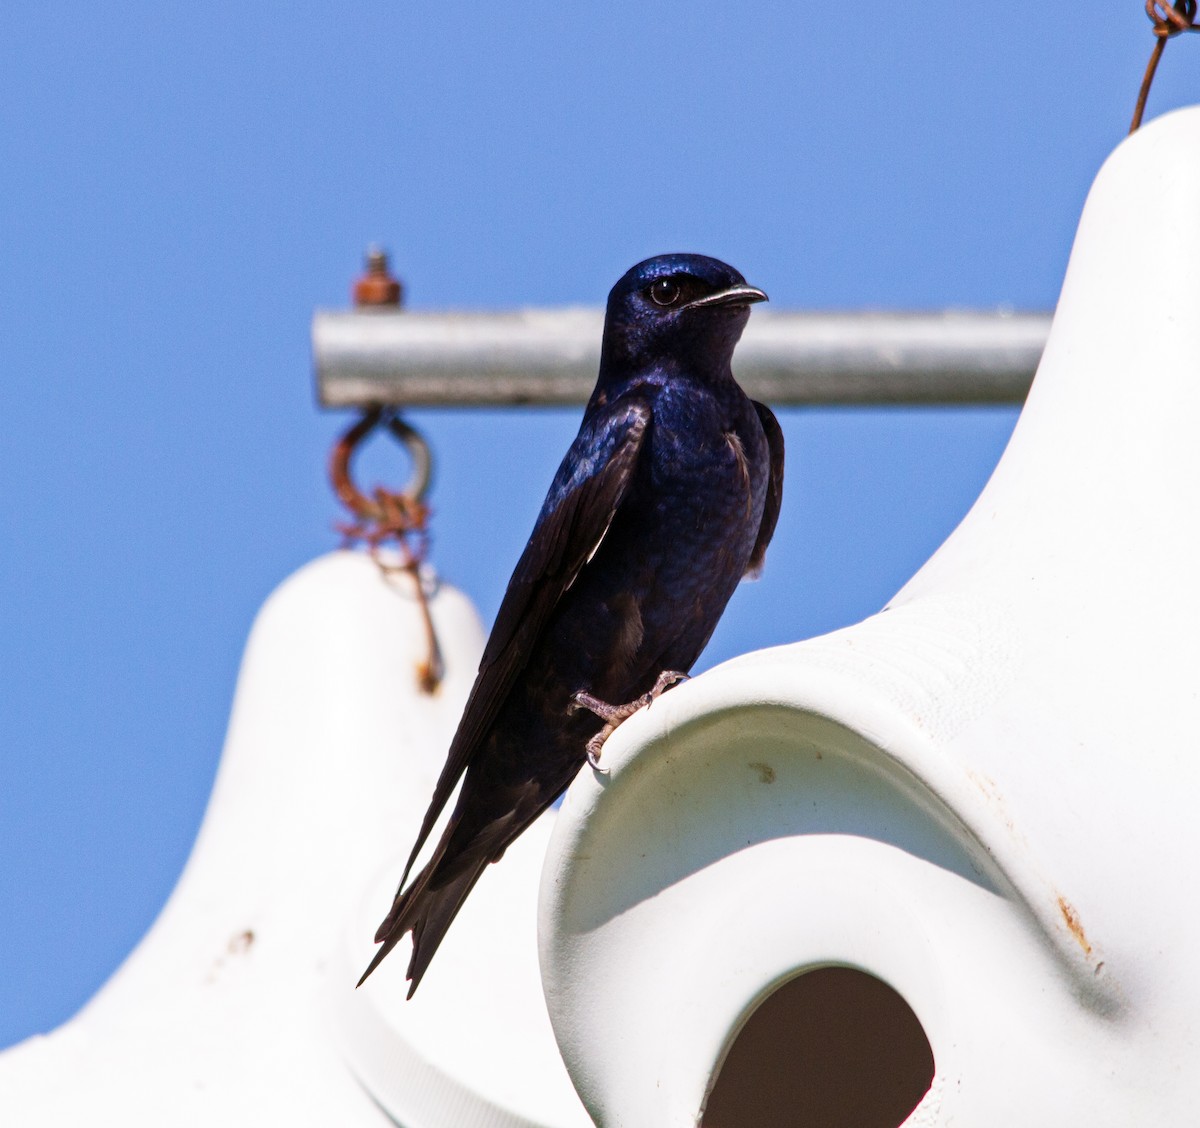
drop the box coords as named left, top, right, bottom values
left=645, top=402, right=765, bottom=527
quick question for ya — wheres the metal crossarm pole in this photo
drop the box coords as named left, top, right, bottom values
left=313, top=308, right=1051, bottom=408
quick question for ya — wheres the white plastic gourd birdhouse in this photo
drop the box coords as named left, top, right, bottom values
left=0, top=552, right=588, bottom=1127
left=538, top=106, right=1200, bottom=1126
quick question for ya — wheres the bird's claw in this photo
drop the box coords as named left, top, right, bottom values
left=651, top=669, right=690, bottom=696
left=585, top=733, right=609, bottom=772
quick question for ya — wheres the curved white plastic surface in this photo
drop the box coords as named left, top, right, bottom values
left=540, top=106, right=1200, bottom=1126
left=0, top=551, right=584, bottom=1126
left=332, top=811, right=591, bottom=1128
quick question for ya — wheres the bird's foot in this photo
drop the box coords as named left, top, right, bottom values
left=572, top=670, right=690, bottom=769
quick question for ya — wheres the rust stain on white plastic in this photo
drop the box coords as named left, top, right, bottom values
left=748, top=762, right=776, bottom=784
left=1057, top=896, right=1092, bottom=956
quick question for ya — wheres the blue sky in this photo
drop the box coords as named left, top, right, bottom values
left=1, top=5, right=1192, bottom=1048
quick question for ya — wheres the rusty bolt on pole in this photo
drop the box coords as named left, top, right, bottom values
left=354, top=246, right=404, bottom=307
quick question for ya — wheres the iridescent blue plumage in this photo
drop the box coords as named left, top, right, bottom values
left=360, top=254, right=784, bottom=995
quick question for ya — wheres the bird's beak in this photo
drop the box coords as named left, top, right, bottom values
left=684, top=284, right=769, bottom=310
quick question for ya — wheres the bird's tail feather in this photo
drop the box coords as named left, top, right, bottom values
left=357, top=855, right=491, bottom=997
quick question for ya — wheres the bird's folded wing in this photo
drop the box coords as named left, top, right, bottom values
left=395, top=396, right=654, bottom=889
left=746, top=400, right=785, bottom=577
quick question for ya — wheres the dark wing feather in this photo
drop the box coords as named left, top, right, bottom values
left=394, top=396, right=653, bottom=889
left=746, top=401, right=784, bottom=577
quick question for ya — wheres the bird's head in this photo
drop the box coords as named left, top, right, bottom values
left=598, top=253, right=767, bottom=383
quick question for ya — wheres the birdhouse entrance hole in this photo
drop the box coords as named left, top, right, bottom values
left=701, top=966, right=935, bottom=1128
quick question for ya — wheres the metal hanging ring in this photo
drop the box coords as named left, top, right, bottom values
left=330, top=406, right=433, bottom=523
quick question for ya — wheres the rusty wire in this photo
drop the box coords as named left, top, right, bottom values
left=330, top=406, right=444, bottom=693
left=1131, top=0, right=1199, bottom=132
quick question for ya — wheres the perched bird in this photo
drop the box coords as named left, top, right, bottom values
left=360, top=253, right=784, bottom=995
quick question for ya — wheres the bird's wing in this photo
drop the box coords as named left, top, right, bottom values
left=396, top=395, right=653, bottom=888
left=745, top=401, right=785, bottom=577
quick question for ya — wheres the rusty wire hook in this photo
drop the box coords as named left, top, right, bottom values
left=330, top=406, right=444, bottom=693
left=1131, top=0, right=1199, bottom=132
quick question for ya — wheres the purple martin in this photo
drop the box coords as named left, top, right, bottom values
left=359, top=253, right=784, bottom=995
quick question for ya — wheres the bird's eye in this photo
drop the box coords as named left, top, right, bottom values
left=649, top=278, right=682, bottom=307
